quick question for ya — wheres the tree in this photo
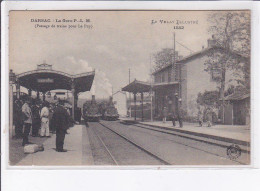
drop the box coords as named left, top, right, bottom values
left=153, top=48, right=178, bottom=72
left=197, top=91, right=220, bottom=106
left=205, top=11, right=250, bottom=116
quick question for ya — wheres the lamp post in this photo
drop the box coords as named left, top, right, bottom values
left=9, top=70, right=16, bottom=138
left=71, top=80, right=75, bottom=120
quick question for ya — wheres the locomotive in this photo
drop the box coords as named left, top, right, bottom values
left=99, top=97, right=119, bottom=121
left=82, top=95, right=102, bottom=122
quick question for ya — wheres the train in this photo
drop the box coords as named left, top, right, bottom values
left=99, top=97, right=119, bottom=121
left=82, top=95, right=119, bottom=122
left=82, top=95, right=102, bottom=122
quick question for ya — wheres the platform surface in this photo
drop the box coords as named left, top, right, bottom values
left=16, top=125, right=94, bottom=166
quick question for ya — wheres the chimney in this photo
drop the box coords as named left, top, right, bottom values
left=207, top=35, right=217, bottom=48
left=178, top=56, right=183, bottom=60
left=174, top=51, right=178, bottom=59
left=91, top=95, right=96, bottom=104
left=109, top=96, right=113, bottom=106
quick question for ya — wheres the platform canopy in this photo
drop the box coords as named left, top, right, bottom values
left=122, top=79, right=179, bottom=93
left=122, top=79, right=151, bottom=93
left=153, top=81, right=179, bottom=90
left=16, top=63, right=95, bottom=93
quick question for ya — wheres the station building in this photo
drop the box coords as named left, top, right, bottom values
left=123, top=38, right=249, bottom=124
left=152, top=39, right=248, bottom=122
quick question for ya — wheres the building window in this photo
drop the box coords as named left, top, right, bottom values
left=161, top=73, right=165, bottom=82
left=168, top=70, right=171, bottom=82
left=155, top=74, right=160, bottom=83
left=211, top=68, right=221, bottom=81
left=175, top=65, right=180, bottom=81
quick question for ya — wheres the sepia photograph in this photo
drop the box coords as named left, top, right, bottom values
left=8, top=10, right=251, bottom=166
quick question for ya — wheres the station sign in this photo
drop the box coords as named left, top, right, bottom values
left=37, top=78, right=54, bottom=83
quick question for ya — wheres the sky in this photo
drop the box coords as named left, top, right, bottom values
left=10, top=11, right=211, bottom=99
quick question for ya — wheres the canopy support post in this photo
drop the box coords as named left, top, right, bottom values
left=16, top=82, right=20, bottom=99
left=9, top=83, right=14, bottom=138
left=71, top=80, right=75, bottom=120
left=43, top=92, right=46, bottom=102
left=150, top=90, right=153, bottom=122
left=134, top=92, right=137, bottom=121
left=141, top=92, right=144, bottom=122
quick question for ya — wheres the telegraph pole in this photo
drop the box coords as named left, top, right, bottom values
left=150, top=54, right=153, bottom=121
left=172, top=32, right=176, bottom=81
left=172, top=32, right=176, bottom=106
left=129, top=68, right=131, bottom=118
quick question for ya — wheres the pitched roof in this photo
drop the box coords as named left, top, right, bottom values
left=16, top=69, right=95, bottom=93
left=152, top=46, right=249, bottom=75
left=122, top=79, right=151, bottom=93
left=122, top=80, right=179, bottom=93
left=224, top=90, right=250, bottom=101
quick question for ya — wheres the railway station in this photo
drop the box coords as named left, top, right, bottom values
left=9, top=62, right=95, bottom=134
left=9, top=63, right=250, bottom=166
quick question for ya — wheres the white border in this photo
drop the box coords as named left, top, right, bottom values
left=2, top=1, right=260, bottom=190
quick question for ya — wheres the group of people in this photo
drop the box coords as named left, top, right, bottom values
left=198, top=106, right=218, bottom=127
left=162, top=105, right=217, bottom=128
left=161, top=93, right=218, bottom=128
left=162, top=93, right=183, bottom=128
left=13, top=96, right=75, bottom=152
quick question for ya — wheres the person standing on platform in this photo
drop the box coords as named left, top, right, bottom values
left=21, top=97, right=33, bottom=146
left=205, top=106, right=213, bottom=127
left=162, top=106, right=167, bottom=123
left=75, top=107, right=82, bottom=124
left=31, top=99, right=41, bottom=137
left=14, top=99, right=23, bottom=138
left=52, top=100, right=70, bottom=152
left=173, top=93, right=183, bottom=128
left=198, top=109, right=203, bottom=127
left=40, top=102, right=50, bottom=137
left=49, top=104, right=55, bottom=134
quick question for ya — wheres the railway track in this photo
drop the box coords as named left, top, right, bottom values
left=87, top=121, right=249, bottom=165
left=90, top=122, right=172, bottom=165
left=91, top=126, right=119, bottom=165
left=118, top=122, right=249, bottom=165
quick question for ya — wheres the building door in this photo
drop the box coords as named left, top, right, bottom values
left=224, top=102, right=233, bottom=125
left=233, top=101, right=246, bottom=125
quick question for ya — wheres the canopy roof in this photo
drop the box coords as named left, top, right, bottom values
left=122, top=79, right=151, bottom=93
left=224, top=91, right=250, bottom=101
left=16, top=64, right=95, bottom=93
left=122, top=79, right=180, bottom=93
left=153, top=81, right=179, bottom=90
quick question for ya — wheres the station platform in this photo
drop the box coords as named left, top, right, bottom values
left=16, top=124, right=94, bottom=166
left=119, top=117, right=250, bottom=145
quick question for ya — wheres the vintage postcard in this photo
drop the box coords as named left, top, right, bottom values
left=8, top=10, right=251, bottom=166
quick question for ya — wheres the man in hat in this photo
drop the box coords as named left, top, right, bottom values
left=31, top=99, right=41, bottom=137
left=52, top=100, right=70, bottom=152
left=172, top=93, right=183, bottom=128
left=21, top=97, right=33, bottom=146
left=14, top=99, right=23, bottom=138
